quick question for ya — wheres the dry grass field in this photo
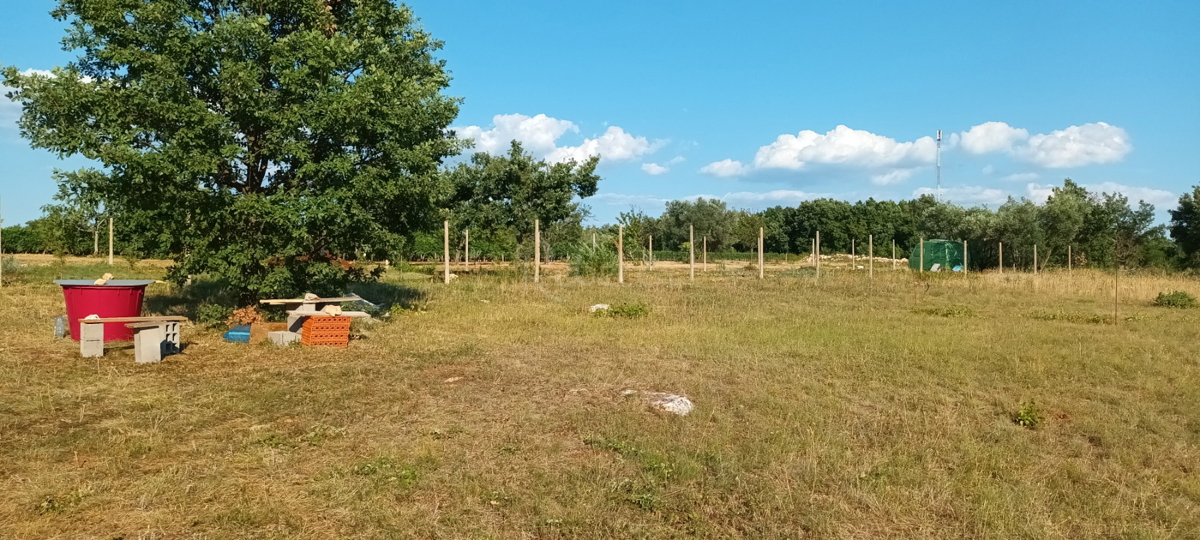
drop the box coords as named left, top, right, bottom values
left=1, top=255, right=1198, bottom=538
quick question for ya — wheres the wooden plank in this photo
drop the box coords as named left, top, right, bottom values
left=259, top=296, right=360, bottom=305
left=285, top=310, right=372, bottom=318
left=80, top=316, right=187, bottom=324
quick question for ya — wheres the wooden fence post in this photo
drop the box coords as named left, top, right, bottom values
left=703, top=235, right=707, bottom=272
left=649, top=234, right=654, bottom=269
left=1068, top=245, right=1072, bottom=276
left=618, top=224, right=624, bottom=284
left=534, top=219, right=541, bottom=283
left=464, top=228, right=469, bottom=270
left=816, top=231, right=821, bottom=279
left=999, top=242, right=1004, bottom=275
left=689, top=225, right=695, bottom=281
left=892, top=239, right=896, bottom=270
left=592, top=232, right=596, bottom=248
left=758, top=227, right=764, bottom=279
left=919, top=237, right=924, bottom=273
left=108, top=216, right=114, bottom=266
left=443, top=220, right=450, bottom=284
left=851, top=239, right=856, bottom=269
left=963, top=240, right=968, bottom=275
left=1033, top=244, right=1038, bottom=275
left=869, top=235, right=874, bottom=280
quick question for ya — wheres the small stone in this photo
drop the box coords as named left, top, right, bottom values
left=443, top=377, right=463, bottom=384
left=588, top=304, right=610, bottom=313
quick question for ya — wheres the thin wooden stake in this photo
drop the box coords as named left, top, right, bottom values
left=443, top=220, right=450, bottom=284
left=851, top=239, right=856, bottom=269
left=892, top=239, right=896, bottom=270
left=816, top=231, right=821, bottom=279
left=868, top=235, right=874, bottom=280
left=703, top=235, right=707, bottom=272
left=1034, top=244, right=1038, bottom=275
left=1068, top=245, right=1072, bottom=275
left=592, top=232, right=596, bottom=248
left=648, top=234, right=653, bottom=269
left=689, top=225, right=694, bottom=281
left=999, top=242, right=1004, bottom=275
left=963, top=240, right=968, bottom=275
left=108, top=217, right=114, bottom=266
left=919, top=237, right=924, bottom=273
left=534, top=219, right=541, bottom=283
left=618, top=224, right=624, bottom=284
left=464, top=228, right=469, bottom=270
left=758, top=227, right=764, bottom=279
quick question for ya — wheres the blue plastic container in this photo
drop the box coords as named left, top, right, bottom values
left=223, top=325, right=251, bottom=343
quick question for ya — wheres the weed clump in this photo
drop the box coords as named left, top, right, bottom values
left=912, top=305, right=973, bottom=318
left=593, top=302, right=649, bottom=319
left=1152, top=291, right=1197, bottom=309
left=1025, top=310, right=1110, bottom=324
left=196, top=303, right=233, bottom=328
left=569, top=242, right=618, bottom=277
left=1012, top=401, right=1044, bottom=429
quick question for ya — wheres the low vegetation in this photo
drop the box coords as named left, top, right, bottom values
left=1152, top=290, right=1197, bottom=308
left=1, top=257, right=1198, bottom=538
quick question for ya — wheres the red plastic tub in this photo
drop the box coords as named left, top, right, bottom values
left=56, top=280, right=155, bottom=341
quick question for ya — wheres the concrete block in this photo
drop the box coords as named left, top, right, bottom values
left=268, top=331, right=301, bottom=346
left=80, top=324, right=104, bottom=358
left=162, top=322, right=181, bottom=355
left=133, top=325, right=165, bottom=364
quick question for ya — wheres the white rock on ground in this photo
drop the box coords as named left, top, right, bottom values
left=623, top=389, right=694, bottom=416
left=588, top=304, right=611, bottom=313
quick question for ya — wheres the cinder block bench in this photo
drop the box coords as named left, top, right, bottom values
left=79, top=316, right=186, bottom=363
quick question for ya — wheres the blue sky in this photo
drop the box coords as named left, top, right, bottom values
left=2, top=1, right=1198, bottom=225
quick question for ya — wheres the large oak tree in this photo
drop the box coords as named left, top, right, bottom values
left=3, top=0, right=461, bottom=300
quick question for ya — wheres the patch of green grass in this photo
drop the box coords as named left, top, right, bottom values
left=1152, top=290, right=1197, bottom=308
left=1025, top=309, right=1112, bottom=324
left=911, top=305, right=974, bottom=318
left=593, top=301, right=650, bottom=319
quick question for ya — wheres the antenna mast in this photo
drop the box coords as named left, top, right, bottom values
left=935, top=129, right=942, bottom=203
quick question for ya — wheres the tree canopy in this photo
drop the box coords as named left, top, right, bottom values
left=3, top=0, right=461, bottom=299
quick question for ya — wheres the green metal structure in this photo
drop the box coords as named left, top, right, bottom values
left=908, top=239, right=965, bottom=271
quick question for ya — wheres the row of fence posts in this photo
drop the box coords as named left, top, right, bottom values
left=440, top=220, right=1084, bottom=285
left=0, top=209, right=117, bottom=288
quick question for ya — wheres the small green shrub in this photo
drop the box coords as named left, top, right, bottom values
left=1, top=256, right=23, bottom=283
left=1012, top=401, right=1044, bottom=429
left=196, top=303, right=234, bottom=328
left=912, top=305, right=973, bottom=318
left=594, top=302, right=649, bottom=319
left=569, top=242, right=618, bottom=277
left=1152, top=291, right=1197, bottom=309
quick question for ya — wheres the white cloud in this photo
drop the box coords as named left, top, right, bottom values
left=1001, top=172, right=1040, bottom=182
left=982, top=165, right=995, bottom=175
left=870, top=168, right=919, bottom=186
left=1027, top=181, right=1174, bottom=208
left=589, top=192, right=669, bottom=209
left=913, top=185, right=1008, bottom=206
left=699, top=159, right=748, bottom=177
left=456, top=113, right=657, bottom=165
left=547, top=126, right=657, bottom=164
left=667, top=156, right=685, bottom=165
left=702, top=190, right=825, bottom=207
left=19, top=68, right=55, bottom=78
left=641, top=162, right=669, bottom=175
left=751, top=125, right=936, bottom=171
left=960, top=121, right=1029, bottom=154
left=1015, top=122, right=1131, bottom=168
left=957, top=121, right=1131, bottom=169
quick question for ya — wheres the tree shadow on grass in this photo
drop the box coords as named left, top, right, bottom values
left=143, top=277, right=427, bottom=321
